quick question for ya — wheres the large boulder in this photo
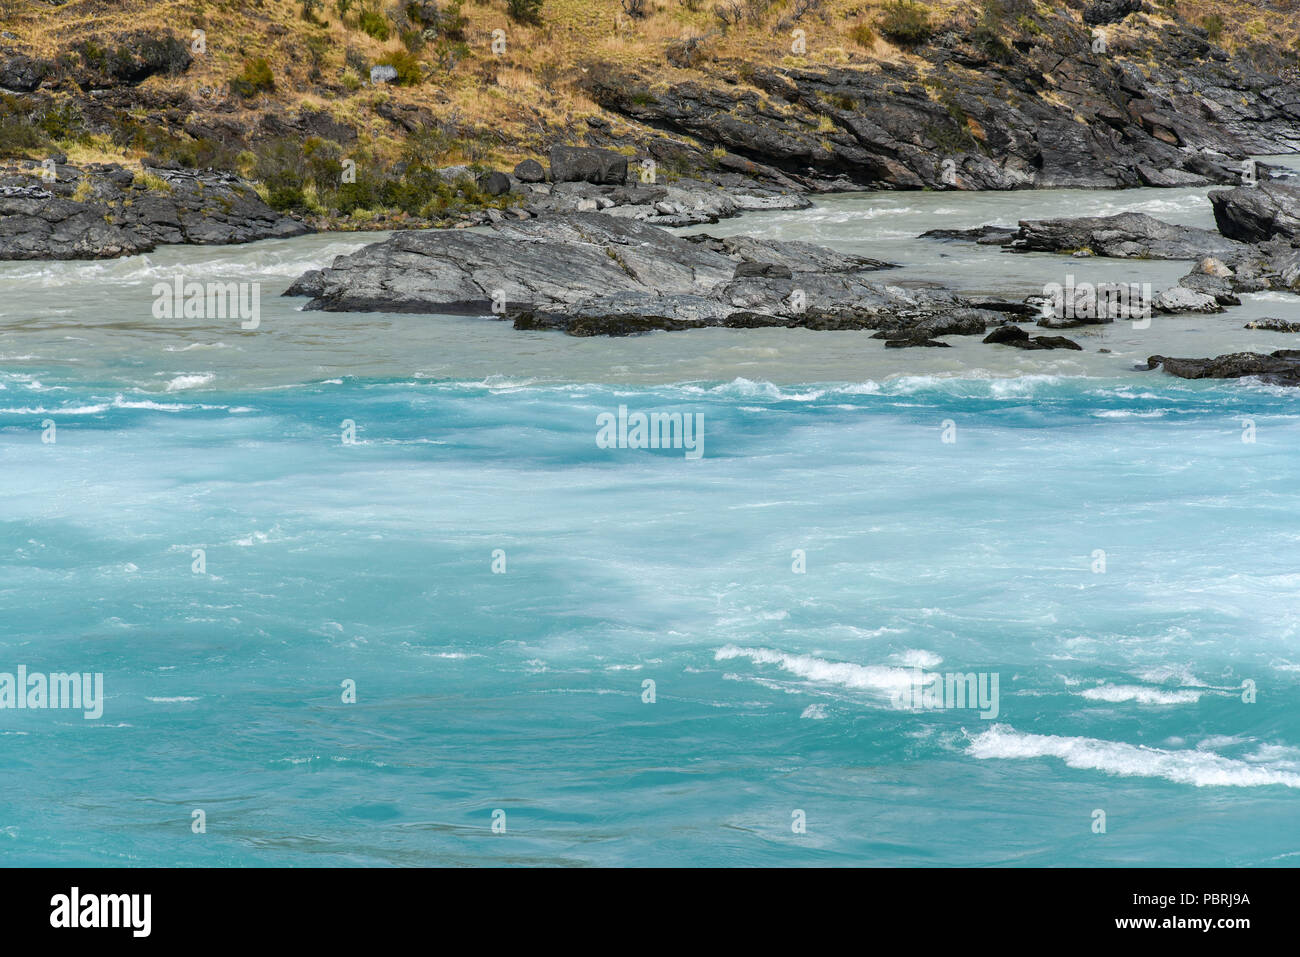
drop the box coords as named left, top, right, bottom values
left=548, top=145, right=628, bottom=185
left=476, top=171, right=511, bottom=196
left=1208, top=183, right=1300, bottom=243
left=513, top=159, right=546, bottom=183
left=1224, top=239, right=1300, bottom=292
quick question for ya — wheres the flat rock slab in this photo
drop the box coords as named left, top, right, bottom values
left=288, top=213, right=740, bottom=313
left=1009, top=212, right=1245, bottom=260
left=286, top=212, right=1013, bottom=338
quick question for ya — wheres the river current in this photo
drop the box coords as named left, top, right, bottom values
left=1, top=158, right=1298, bottom=865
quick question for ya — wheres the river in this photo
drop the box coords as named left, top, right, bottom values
left=1, top=161, right=1298, bottom=865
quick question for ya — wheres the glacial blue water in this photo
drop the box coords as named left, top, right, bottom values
left=2, top=175, right=1299, bottom=866
left=3, top=374, right=1299, bottom=866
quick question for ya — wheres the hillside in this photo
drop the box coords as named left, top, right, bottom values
left=1, top=0, right=1298, bottom=226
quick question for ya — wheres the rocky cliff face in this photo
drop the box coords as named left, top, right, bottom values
left=584, top=9, right=1300, bottom=191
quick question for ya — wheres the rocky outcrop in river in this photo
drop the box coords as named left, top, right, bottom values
left=1147, top=350, right=1300, bottom=386
left=285, top=211, right=1033, bottom=341
left=1006, top=212, right=1246, bottom=259
left=0, top=161, right=309, bottom=260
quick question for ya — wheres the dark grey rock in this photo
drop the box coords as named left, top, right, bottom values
left=513, top=159, right=546, bottom=183
left=734, top=261, right=792, bottom=279
left=1083, top=0, right=1143, bottom=25
left=284, top=211, right=1018, bottom=338
left=548, top=145, right=628, bottom=185
left=983, top=323, right=1082, bottom=349
left=476, top=171, right=511, bottom=196
left=0, top=163, right=309, bottom=260
left=1147, top=350, right=1300, bottom=386
left=1208, top=183, right=1300, bottom=243
left=1011, top=213, right=1245, bottom=259
left=1244, top=318, right=1300, bottom=332
left=0, top=53, right=53, bottom=91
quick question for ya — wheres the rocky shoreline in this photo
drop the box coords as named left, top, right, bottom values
left=0, top=159, right=308, bottom=260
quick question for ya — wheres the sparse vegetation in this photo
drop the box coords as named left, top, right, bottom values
left=358, top=1, right=390, bottom=39
left=507, top=0, right=543, bottom=25
left=375, top=47, right=423, bottom=85
left=0, top=0, right=1293, bottom=231
left=849, top=22, right=876, bottom=48
left=229, top=57, right=275, bottom=98
left=876, top=0, right=932, bottom=47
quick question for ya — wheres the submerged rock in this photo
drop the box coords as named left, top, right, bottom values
left=1244, top=318, right=1300, bottom=332
left=919, top=225, right=1018, bottom=245
left=983, top=324, right=1082, bottom=350
left=1147, top=350, right=1300, bottom=386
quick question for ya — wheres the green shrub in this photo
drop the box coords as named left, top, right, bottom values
left=1202, top=13, right=1225, bottom=42
left=876, top=0, right=932, bottom=47
left=359, top=6, right=390, bottom=39
left=0, top=115, right=47, bottom=157
left=972, top=0, right=1015, bottom=63
left=849, top=22, right=876, bottom=47
left=229, top=57, right=275, bottom=97
left=441, top=1, right=469, bottom=40
left=375, top=47, right=422, bottom=84
left=254, top=137, right=308, bottom=201
left=267, top=184, right=307, bottom=210
left=34, top=100, right=86, bottom=142
left=507, top=0, right=543, bottom=25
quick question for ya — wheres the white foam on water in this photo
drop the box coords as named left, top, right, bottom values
left=968, top=725, right=1300, bottom=788
left=893, top=649, right=943, bottom=668
left=0, top=403, right=108, bottom=415
left=1245, top=290, right=1300, bottom=303
left=112, top=395, right=194, bottom=411
left=164, top=342, right=229, bottom=352
left=715, top=644, right=918, bottom=693
left=1079, top=684, right=1203, bottom=705
left=164, top=373, right=215, bottom=391
left=1132, top=664, right=1208, bottom=686
left=801, top=703, right=829, bottom=719
left=679, top=377, right=827, bottom=401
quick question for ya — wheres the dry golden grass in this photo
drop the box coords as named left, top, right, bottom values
left=0, top=0, right=1295, bottom=173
